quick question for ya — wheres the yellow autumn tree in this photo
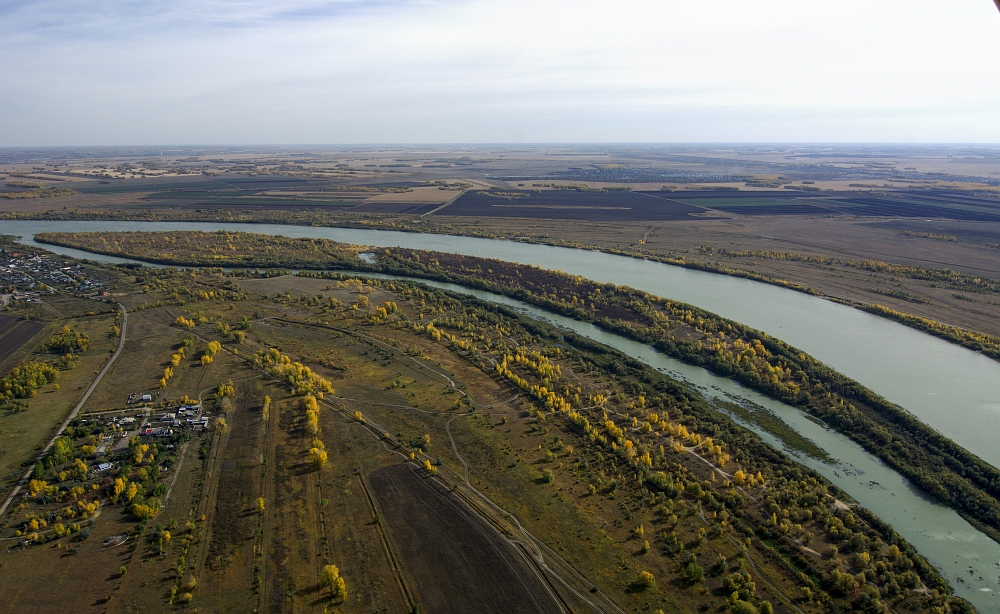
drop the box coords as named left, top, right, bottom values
left=321, top=564, right=347, bottom=601
left=110, top=478, right=126, bottom=502
left=309, top=447, right=327, bottom=469
left=303, top=395, right=320, bottom=434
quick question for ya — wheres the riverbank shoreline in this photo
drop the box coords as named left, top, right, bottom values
left=5, top=210, right=1000, bottom=361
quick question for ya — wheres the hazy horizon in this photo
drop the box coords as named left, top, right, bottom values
left=3, top=0, right=999, bottom=146
left=3, top=143, right=1000, bottom=150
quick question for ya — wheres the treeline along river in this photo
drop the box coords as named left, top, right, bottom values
left=6, top=219, right=1000, bottom=609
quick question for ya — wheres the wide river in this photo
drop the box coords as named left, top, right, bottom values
left=6, top=220, right=1000, bottom=609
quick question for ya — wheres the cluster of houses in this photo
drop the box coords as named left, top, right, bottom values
left=90, top=401, right=209, bottom=458
left=83, top=402, right=211, bottom=477
left=0, top=248, right=102, bottom=295
left=138, top=404, right=208, bottom=436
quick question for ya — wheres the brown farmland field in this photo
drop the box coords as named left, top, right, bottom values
left=0, top=319, right=46, bottom=368
left=440, top=189, right=712, bottom=221
left=0, top=314, right=21, bottom=338
left=369, top=462, right=558, bottom=614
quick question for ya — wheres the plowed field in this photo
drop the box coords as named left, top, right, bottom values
left=369, top=463, right=558, bottom=614
left=0, top=318, right=45, bottom=368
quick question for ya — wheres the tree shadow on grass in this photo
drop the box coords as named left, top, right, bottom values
left=310, top=595, right=334, bottom=607
left=291, top=462, right=319, bottom=476
left=296, top=582, right=322, bottom=596
left=626, top=582, right=655, bottom=594
left=298, top=582, right=335, bottom=607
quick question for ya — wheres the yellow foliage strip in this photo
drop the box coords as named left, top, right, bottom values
left=254, top=348, right=335, bottom=396
left=494, top=354, right=572, bottom=413
left=303, top=395, right=320, bottom=434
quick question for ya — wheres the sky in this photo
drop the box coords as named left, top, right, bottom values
left=1, top=0, right=999, bottom=145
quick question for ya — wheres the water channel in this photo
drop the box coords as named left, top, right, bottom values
left=5, top=220, right=1000, bottom=609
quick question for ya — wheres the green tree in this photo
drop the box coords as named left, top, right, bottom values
left=728, top=601, right=758, bottom=614
left=723, top=570, right=756, bottom=601
left=682, top=555, right=704, bottom=584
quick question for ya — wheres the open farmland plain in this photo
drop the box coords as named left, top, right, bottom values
left=3, top=144, right=1000, bottom=344
left=441, top=188, right=715, bottom=221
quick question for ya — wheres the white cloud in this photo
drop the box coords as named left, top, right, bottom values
left=1, top=0, right=998, bottom=144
